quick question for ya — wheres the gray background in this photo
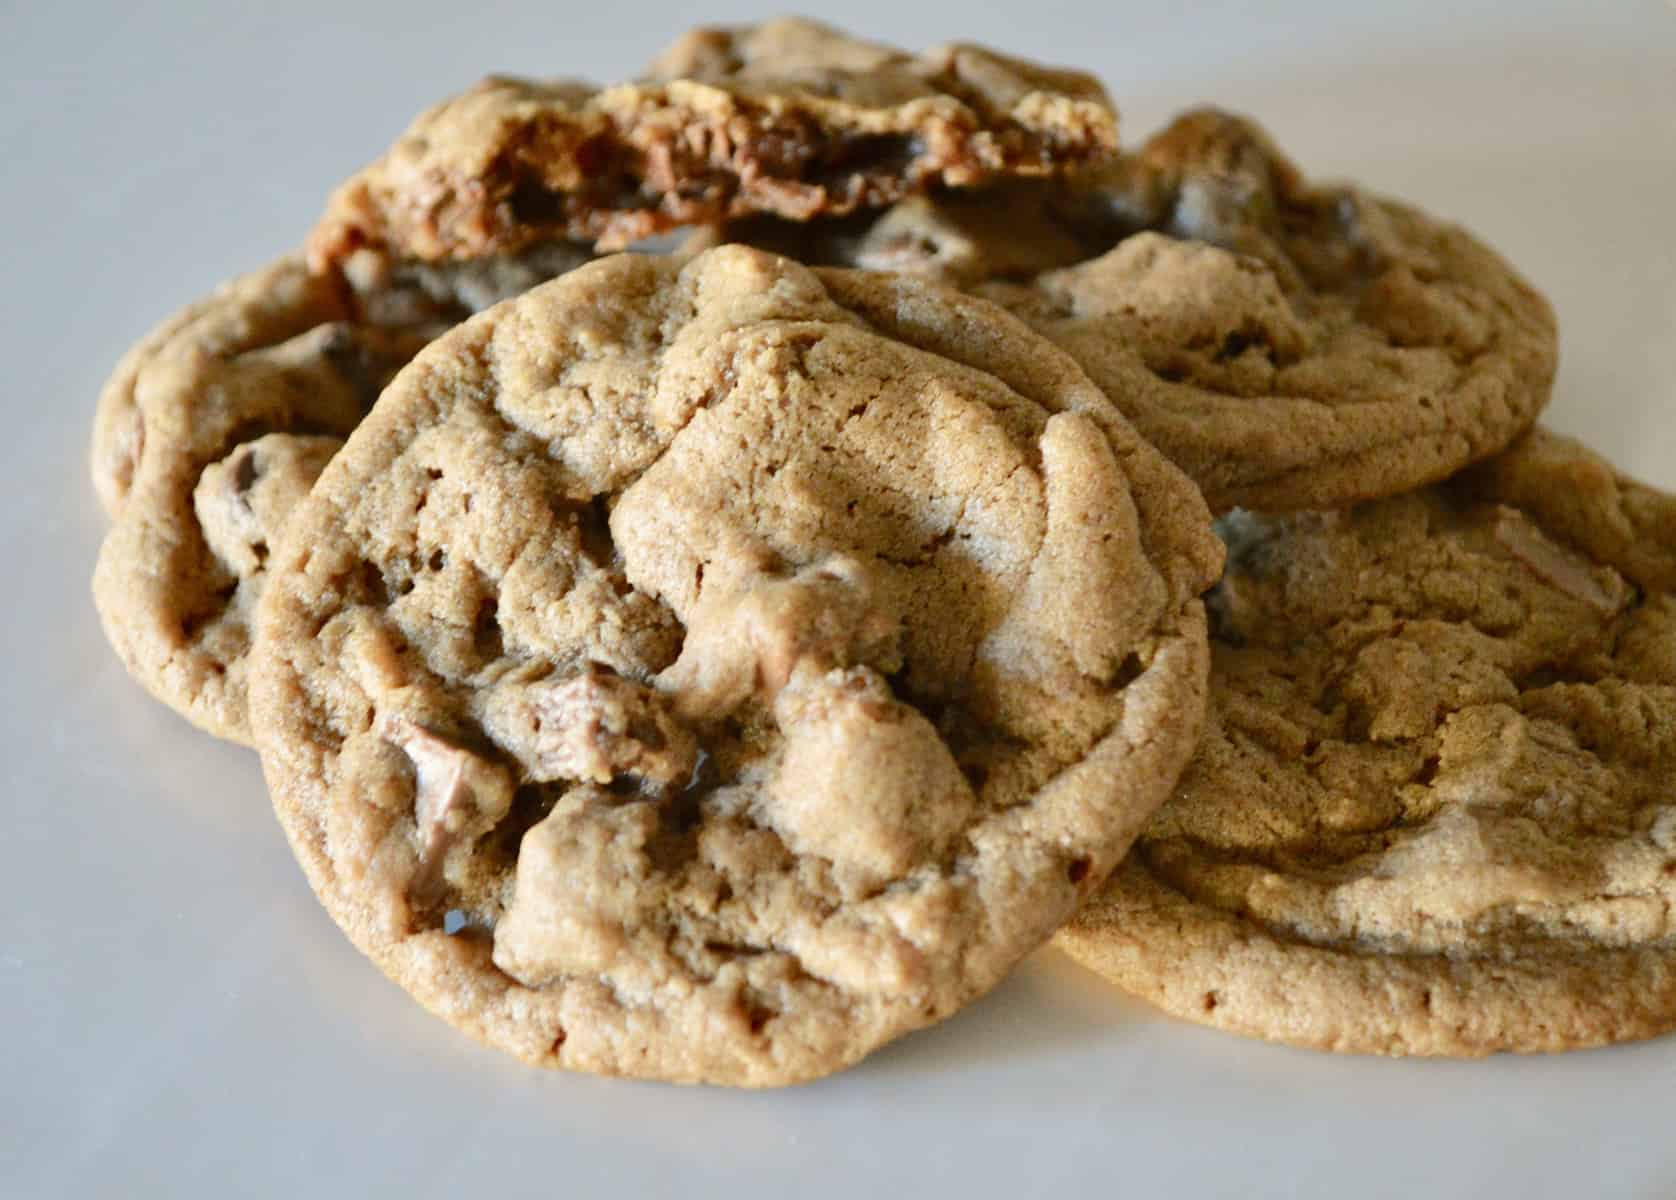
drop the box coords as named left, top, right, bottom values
left=5, top=2, right=1675, bottom=1196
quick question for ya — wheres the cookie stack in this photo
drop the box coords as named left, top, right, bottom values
left=90, top=18, right=1676, bottom=1085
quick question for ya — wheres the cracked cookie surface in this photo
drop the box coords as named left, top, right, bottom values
left=1056, top=429, right=1676, bottom=1055
left=307, top=16, right=1116, bottom=269
left=717, top=107, right=1556, bottom=512
left=249, top=245, right=1220, bottom=1085
left=91, top=243, right=592, bottom=743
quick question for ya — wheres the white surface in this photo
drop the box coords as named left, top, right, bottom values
left=6, top=2, right=1675, bottom=1196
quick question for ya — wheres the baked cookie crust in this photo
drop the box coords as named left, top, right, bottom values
left=718, top=108, right=1557, bottom=513
left=1058, top=429, right=1676, bottom=1056
left=91, top=245, right=591, bottom=742
left=250, top=246, right=1220, bottom=1085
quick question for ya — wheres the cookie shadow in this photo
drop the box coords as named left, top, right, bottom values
left=855, top=945, right=1154, bottom=1080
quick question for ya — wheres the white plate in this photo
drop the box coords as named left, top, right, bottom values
left=7, top=3, right=1675, bottom=1196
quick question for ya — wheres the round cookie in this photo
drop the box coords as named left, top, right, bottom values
left=1057, top=429, right=1676, bottom=1056
left=718, top=108, right=1557, bottom=513
left=308, top=16, right=1116, bottom=269
left=91, top=242, right=592, bottom=743
left=250, top=245, right=1222, bottom=1086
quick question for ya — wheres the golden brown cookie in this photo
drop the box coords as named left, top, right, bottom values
left=249, top=246, right=1221, bottom=1085
left=91, top=243, right=592, bottom=743
left=306, top=17, right=1117, bottom=269
left=718, top=108, right=1557, bottom=513
left=1057, top=429, right=1676, bottom=1056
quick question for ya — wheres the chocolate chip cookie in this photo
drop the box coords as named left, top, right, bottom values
left=307, top=17, right=1117, bottom=270
left=91, top=243, right=592, bottom=743
left=718, top=108, right=1557, bottom=513
left=249, top=246, right=1221, bottom=1085
left=1056, top=430, right=1676, bottom=1055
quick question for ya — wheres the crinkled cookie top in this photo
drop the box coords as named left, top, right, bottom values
left=306, top=17, right=1117, bottom=269
left=1058, top=429, right=1676, bottom=1056
left=717, top=107, right=1556, bottom=513
left=91, top=244, right=592, bottom=743
left=251, top=245, right=1219, bottom=1085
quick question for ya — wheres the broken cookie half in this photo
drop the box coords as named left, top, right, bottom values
left=306, top=16, right=1118, bottom=270
left=250, top=246, right=1220, bottom=1085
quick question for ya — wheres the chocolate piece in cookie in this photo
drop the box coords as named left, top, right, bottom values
left=659, top=555, right=902, bottom=720
left=306, top=17, right=1117, bottom=270
left=1057, top=429, right=1676, bottom=1056
left=250, top=246, right=1220, bottom=1086
left=91, top=242, right=593, bottom=743
left=720, top=108, right=1556, bottom=513
left=483, top=665, right=699, bottom=791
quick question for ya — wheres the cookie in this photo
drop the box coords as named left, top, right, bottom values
left=307, top=16, right=1117, bottom=270
left=249, top=245, right=1221, bottom=1085
left=718, top=108, right=1557, bottom=513
left=91, top=242, right=592, bottom=743
left=1056, top=429, right=1676, bottom=1056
